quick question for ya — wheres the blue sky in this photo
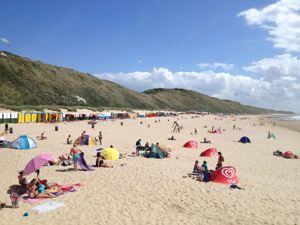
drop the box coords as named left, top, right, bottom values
left=1, top=0, right=300, bottom=112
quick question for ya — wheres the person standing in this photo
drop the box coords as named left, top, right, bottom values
left=216, top=152, right=224, bottom=170
left=201, top=161, right=209, bottom=182
left=70, top=144, right=81, bottom=171
left=135, top=139, right=142, bottom=156
left=98, top=132, right=103, bottom=145
left=4, top=123, right=8, bottom=135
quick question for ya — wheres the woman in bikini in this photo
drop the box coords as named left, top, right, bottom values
left=95, top=152, right=113, bottom=168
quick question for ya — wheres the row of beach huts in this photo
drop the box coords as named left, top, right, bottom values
left=0, top=111, right=177, bottom=124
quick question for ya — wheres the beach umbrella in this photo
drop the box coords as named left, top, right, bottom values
left=200, top=148, right=218, bottom=157
left=23, top=153, right=53, bottom=176
left=102, top=148, right=119, bottom=161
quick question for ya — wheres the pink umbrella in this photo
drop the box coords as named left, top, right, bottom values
left=23, top=153, right=53, bottom=176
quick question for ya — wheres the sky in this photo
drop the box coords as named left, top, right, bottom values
left=1, top=0, right=300, bottom=112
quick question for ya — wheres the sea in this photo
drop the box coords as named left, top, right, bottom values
left=271, top=114, right=300, bottom=121
left=270, top=114, right=300, bottom=132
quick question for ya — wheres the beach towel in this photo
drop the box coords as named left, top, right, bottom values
left=31, top=201, right=64, bottom=213
left=23, top=198, right=48, bottom=204
left=78, top=152, right=94, bottom=171
left=60, top=183, right=81, bottom=192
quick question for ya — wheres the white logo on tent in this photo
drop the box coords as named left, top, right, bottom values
left=221, top=168, right=234, bottom=179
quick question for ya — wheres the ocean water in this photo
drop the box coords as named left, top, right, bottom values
left=272, top=114, right=300, bottom=121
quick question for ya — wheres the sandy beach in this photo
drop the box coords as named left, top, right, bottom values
left=0, top=115, right=299, bottom=225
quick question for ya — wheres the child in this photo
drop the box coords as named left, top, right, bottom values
left=193, top=160, right=201, bottom=173
left=201, top=161, right=209, bottom=182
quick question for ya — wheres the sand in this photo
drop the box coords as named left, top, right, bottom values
left=0, top=115, right=299, bottom=225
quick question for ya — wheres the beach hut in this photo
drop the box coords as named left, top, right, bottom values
left=2, top=113, right=11, bottom=123
left=31, top=113, right=38, bottom=123
left=74, top=135, right=96, bottom=145
left=138, top=112, right=145, bottom=118
left=239, top=136, right=251, bottom=144
left=48, top=113, right=53, bottom=122
left=111, top=112, right=129, bottom=119
left=102, top=147, right=119, bottom=160
left=210, top=166, right=239, bottom=185
left=128, top=113, right=138, bottom=119
left=18, top=113, right=25, bottom=123
left=58, top=113, right=63, bottom=122
left=200, top=148, right=218, bottom=157
left=10, top=135, right=37, bottom=150
left=10, top=112, right=18, bottom=123
left=24, top=113, right=31, bottom=123
left=36, top=113, right=42, bottom=122
left=183, top=141, right=198, bottom=149
left=40, top=113, right=47, bottom=122
left=98, top=112, right=111, bottom=120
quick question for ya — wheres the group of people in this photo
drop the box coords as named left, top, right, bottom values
left=192, top=152, right=224, bottom=182
left=135, top=139, right=150, bottom=156
left=17, top=170, right=57, bottom=201
left=135, top=139, right=170, bottom=158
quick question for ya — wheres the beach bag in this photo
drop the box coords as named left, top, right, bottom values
left=199, top=172, right=204, bottom=182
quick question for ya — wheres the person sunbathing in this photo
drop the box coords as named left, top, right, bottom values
left=67, top=134, right=73, bottom=144
left=201, top=138, right=211, bottom=144
left=35, top=182, right=57, bottom=198
left=95, top=152, right=113, bottom=168
left=40, top=132, right=47, bottom=140
left=27, top=179, right=57, bottom=198
left=168, top=136, right=176, bottom=141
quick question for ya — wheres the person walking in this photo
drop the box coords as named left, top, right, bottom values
left=98, top=132, right=103, bottom=145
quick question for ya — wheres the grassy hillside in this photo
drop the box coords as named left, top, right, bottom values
left=0, top=51, right=157, bottom=109
left=0, top=51, right=283, bottom=114
left=144, top=88, right=279, bottom=114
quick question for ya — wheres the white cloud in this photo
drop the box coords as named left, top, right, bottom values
left=0, top=37, right=10, bottom=45
left=137, top=60, right=143, bottom=63
left=95, top=55, right=300, bottom=112
left=196, top=62, right=234, bottom=70
left=244, top=54, right=300, bottom=81
left=238, top=0, right=300, bottom=52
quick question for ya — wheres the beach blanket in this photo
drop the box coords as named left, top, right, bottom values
left=23, top=183, right=81, bottom=204
left=60, top=183, right=81, bottom=192
left=78, top=152, right=94, bottom=171
left=31, top=201, right=64, bottom=213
